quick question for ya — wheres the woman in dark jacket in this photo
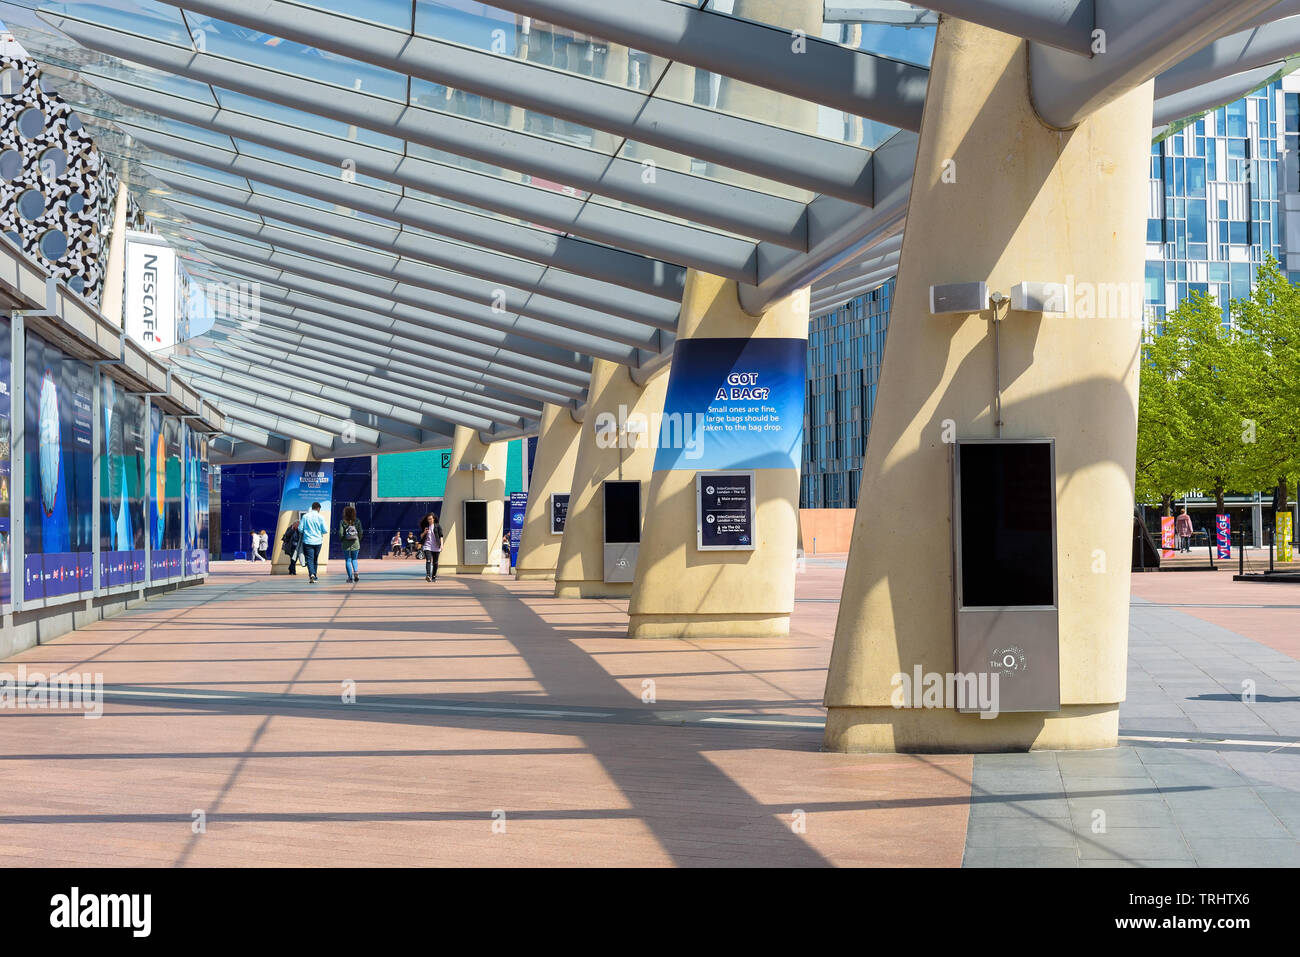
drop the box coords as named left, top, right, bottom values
left=281, top=521, right=302, bottom=575
left=419, top=512, right=444, bottom=582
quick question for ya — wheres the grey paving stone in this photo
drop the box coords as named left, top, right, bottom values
left=1170, top=807, right=1292, bottom=838
left=1161, top=786, right=1270, bottom=810
left=964, top=817, right=1078, bottom=848
left=971, top=797, right=1071, bottom=820
left=962, top=846, right=1079, bottom=868
left=1076, top=827, right=1193, bottom=861
left=1079, top=859, right=1196, bottom=868
left=1068, top=799, right=1176, bottom=831
left=1144, top=763, right=1248, bottom=789
left=1183, top=835, right=1300, bottom=867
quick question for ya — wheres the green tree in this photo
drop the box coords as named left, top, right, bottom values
left=1137, top=290, right=1255, bottom=512
left=1231, top=255, right=1300, bottom=512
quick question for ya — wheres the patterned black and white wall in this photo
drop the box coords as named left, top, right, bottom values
left=0, top=54, right=138, bottom=305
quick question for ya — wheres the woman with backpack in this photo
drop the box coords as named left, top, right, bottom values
left=339, top=505, right=363, bottom=583
left=419, top=512, right=443, bottom=582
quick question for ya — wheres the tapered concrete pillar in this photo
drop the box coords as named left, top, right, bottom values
left=554, top=358, right=670, bottom=598
left=270, top=439, right=331, bottom=575
left=515, top=403, right=582, bottom=581
left=822, top=19, right=1153, bottom=752
left=628, top=271, right=808, bottom=639
left=441, top=426, right=508, bottom=574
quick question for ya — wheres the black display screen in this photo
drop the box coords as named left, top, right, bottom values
left=464, top=500, right=488, bottom=540
left=603, top=481, right=641, bottom=544
left=958, top=441, right=1054, bottom=607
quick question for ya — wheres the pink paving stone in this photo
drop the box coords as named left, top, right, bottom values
left=0, top=558, right=970, bottom=867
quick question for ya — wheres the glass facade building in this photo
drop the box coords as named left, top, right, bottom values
left=800, top=78, right=1300, bottom=511
left=800, top=278, right=893, bottom=509
left=1144, top=79, right=1292, bottom=330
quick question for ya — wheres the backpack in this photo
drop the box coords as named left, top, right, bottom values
left=342, top=522, right=359, bottom=542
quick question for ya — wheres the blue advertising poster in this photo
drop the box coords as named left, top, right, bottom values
left=509, top=491, right=527, bottom=565
left=184, top=426, right=210, bottom=576
left=100, top=378, right=147, bottom=588
left=148, top=407, right=184, bottom=579
left=653, top=337, right=807, bottom=472
left=280, top=460, right=334, bottom=526
left=0, top=315, right=10, bottom=605
left=24, top=333, right=94, bottom=600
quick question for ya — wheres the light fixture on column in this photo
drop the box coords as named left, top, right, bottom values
left=929, top=281, right=989, bottom=315
left=1010, top=281, right=1071, bottom=314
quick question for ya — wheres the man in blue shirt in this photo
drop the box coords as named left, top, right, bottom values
left=297, top=502, right=329, bottom=582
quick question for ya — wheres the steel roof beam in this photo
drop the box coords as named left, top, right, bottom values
left=1028, top=0, right=1287, bottom=129
left=193, top=250, right=596, bottom=383
left=82, top=72, right=722, bottom=288
left=485, top=0, right=930, bottom=127
left=171, top=0, right=879, bottom=202
left=44, top=13, right=809, bottom=249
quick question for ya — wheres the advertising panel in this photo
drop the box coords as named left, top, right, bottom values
left=124, top=234, right=177, bottom=352
left=0, top=315, right=10, bottom=605
left=1160, top=515, right=1175, bottom=559
left=280, top=460, right=334, bottom=530
left=1216, top=513, right=1232, bottom=560
left=508, top=491, right=527, bottom=566
left=164, top=416, right=182, bottom=577
left=24, top=333, right=94, bottom=600
left=99, top=377, right=147, bottom=587
left=148, top=406, right=184, bottom=579
left=184, top=426, right=210, bottom=576
left=653, top=337, right=806, bottom=472
left=1276, top=511, right=1293, bottom=564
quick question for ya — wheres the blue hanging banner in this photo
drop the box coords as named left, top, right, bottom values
left=653, top=337, right=807, bottom=472
left=509, top=492, right=527, bottom=565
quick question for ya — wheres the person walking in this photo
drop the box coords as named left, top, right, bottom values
left=258, top=530, right=270, bottom=561
left=502, top=533, right=512, bottom=572
left=339, top=505, right=363, bottom=583
left=1175, top=507, right=1194, bottom=553
left=250, top=530, right=264, bottom=561
left=281, top=520, right=304, bottom=575
left=420, top=512, right=443, bottom=582
left=298, top=502, right=328, bottom=583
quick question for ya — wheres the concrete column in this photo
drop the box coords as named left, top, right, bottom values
left=441, top=426, right=508, bottom=574
left=270, top=439, right=331, bottom=575
left=515, top=402, right=582, bottom=581
left=554, top=358, right=670, bottom=598
left=98, top=162, right=131, bottom=324
left=822, top=19, right=1154, bottom=752
left=627, top=271, right=808, bottom=639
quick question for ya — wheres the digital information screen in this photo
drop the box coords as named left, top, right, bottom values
left=696, top=471, right=755, bottom=550
left=550, top=492, right=569, bottom=535
left=603, top=481, right=640, bottom=544
left=956, top=440, right=1055, bottom=608
left=463, top=499, right=488, bottom=541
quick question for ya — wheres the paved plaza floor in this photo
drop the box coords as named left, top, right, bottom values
left=0, top=559, right=1297, bottom=867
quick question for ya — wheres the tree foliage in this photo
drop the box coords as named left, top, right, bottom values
left=1136, top=256, right=1299, bottom=513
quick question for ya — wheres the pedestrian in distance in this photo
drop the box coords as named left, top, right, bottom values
left=339, top=505, right=363, bottom=583
left=1175, top=507, right=1194, bottom=553
left=281, top=520, right=303, bottom=575
left=251, top=530, right=264, bottom=561
left=298, top=502, right=328, bottom=583
left=259, top=530, right=269, bottom=561
left=420, top=512, right=444, bottom=582
left=502, top=533, right=511, bottom=571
